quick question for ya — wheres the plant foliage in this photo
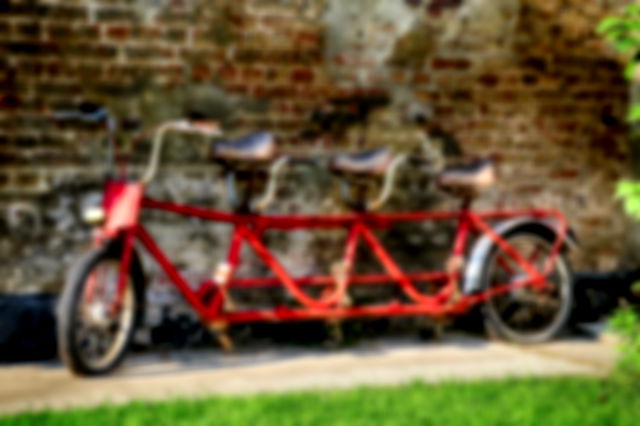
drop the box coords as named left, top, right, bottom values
left=599, top=5, right=640, bottom=382
left=598, top=5, right=640, bottom=108
left=609, top=307, right=640, bottom=385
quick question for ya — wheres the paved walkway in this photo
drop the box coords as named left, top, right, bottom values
left=0, top=334, right=618, bottom=416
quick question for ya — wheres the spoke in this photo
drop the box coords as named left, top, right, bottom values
left=496, top=299, right=520, bottom=322
left=487, top=233, right=568, bottom=336
left=511, top=308, right=532, bottom=326
left=96, top=332, right=111, bottom=356
left=82, top=332, right=99, bottom=360
left=527, top=244, right=543, bottom=266
left=71, top=258, right=135, bottom=369
left=108, top=321, right=120, bottom=334
left=495, top=254, right=516, bottom=275
left=534, top=295, right=561, bottom=312
left=74, top=320, right=93, bottom=341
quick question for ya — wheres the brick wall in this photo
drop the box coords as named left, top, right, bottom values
left=0, top=0, right=634, bottom=294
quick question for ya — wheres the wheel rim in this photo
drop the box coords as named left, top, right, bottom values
left=73, top=260, right=135, bottom=370
left=485, top=234, right=570, bottom=340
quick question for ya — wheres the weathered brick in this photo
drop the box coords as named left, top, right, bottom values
left=478, top=74, right=499, bottom=86
left=15, top=171, right=39, bottom=187
left=191, top=64, right=212, bottom=81
left=36, top=82, right=82, bottom=96
left=0, top=171, right=11, bottom=188
left=47, top=23, right=74, bottom=40
left=522, top=74, right=538, bottom=85
left=126, top=45, right=175, bottom=60
left=293, top=30, right=321, bottom=46
left=47, top=4, right=87, bottom=20
left=0, top=21, right=9, bottom=37
left=15, top=134, right=38, bottom=148
left=15, top=21, right=41, bottom=39
left=165, top=27, right=187, bottom=43
left=106, top=25, right=131, bottom=40
left=290, top=67, right=314, bottom=83
left=252, top=84, right=296, bottom=98
left=7, top=42, right=59, bottom=56
left=521, top=56, right=547, bottom=72
left=432, top=57, right=471, bottom=70
left=216, top=65, right=237, bottom=80
left=0, top=0, right=634, bottom=286
left=96, top=6, right=137, bottom=22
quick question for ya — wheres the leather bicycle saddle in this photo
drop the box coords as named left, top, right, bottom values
left=437, top=158, right=496, bottom=194
left=331, top=147, right=393, bottom=176
left=211, top=132, right=276, bottom=162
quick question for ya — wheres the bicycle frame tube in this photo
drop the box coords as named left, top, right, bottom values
left=97, top=180, right=568, bottom=324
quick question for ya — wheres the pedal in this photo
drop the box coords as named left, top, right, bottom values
left=325, top=318, right=344, bottom=347
left=221, top=288, right=238, bottom=312
left=433, top=320, right=446, bottom=341
left=445, top=255, right=464, bottom=304
left=211, top=261, right=237, bottom=312
left=209, top=321, right=234, bottom=352
left=330, top=260, right=351, bottom=307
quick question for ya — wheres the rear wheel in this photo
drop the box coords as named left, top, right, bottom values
left=57, top=243, right=144, bottom=376
left=481, top=228, right=573, bottom=344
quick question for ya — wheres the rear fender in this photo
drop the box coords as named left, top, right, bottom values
left=462, top=218, right=577, bottom=294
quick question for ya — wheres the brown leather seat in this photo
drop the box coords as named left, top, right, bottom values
left=211, top=132, right=276, bottom=162
left=437, top=158, right=496, bottom=195
left=331, top=148, right=393, bottom=176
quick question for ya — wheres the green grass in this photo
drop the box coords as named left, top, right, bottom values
left=2, top=377, right=638, bottom=426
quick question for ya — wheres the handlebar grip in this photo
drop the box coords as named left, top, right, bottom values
left=160, top=120, right=222, bottom=137
left=51, top=107, right=109, bottom=124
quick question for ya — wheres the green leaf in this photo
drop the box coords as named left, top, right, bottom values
left=614, top=37, right=639, bottom=52
left=628, top=104, right=640, bottom=122
left=597, top=17, right=623, bottom=34
left=624, top=61, right=637, bottom=80
left=616, top=180, right=639, bottom=198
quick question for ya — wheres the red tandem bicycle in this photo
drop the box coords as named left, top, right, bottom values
left=56, top=108, right=576, bottom=376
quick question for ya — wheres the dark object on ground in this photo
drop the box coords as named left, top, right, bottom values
left=0, top=294, right=57, bottom=362
left=573, top=270, right=640, bottom=322
left=1, top=269, right=639, bottom=363
left=150, top=308, right=213, bottom=349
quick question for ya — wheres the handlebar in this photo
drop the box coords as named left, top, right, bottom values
left=51, top=105, right=116, bottom=135
left=367, top=154, right=407, bottom=211
left=51, top=107, right=223, bottom=183
left=141, top=120, right=222, bottom=184
left=51, top=105, right=118, bottom=175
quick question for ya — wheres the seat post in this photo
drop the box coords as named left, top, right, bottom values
left=225, top=168, right=258, bottom=214
left=339, top=178, right=368, bottom=212
left=461, top=197, right=472, bottom=211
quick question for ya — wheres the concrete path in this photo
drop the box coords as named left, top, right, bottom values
left=0, top=334, right=618, bottom=416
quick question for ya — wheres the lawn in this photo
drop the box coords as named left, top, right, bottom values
left=2, top=377, right=639, bottom=426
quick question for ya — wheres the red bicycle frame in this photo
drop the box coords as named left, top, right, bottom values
left=98, top=179, right=568, bottom=328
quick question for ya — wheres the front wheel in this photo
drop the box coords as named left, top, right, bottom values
left=480, top=228, right=573, bottom=344
left=57, top=242, right=145, bottom=376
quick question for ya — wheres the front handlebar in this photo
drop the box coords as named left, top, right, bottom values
left=52, top=106, right=118, bottom=175
left=52, top=107, right=111, bottom=125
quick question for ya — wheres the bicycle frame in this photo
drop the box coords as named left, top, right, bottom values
left=97, top=179, right=568, bottom=327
